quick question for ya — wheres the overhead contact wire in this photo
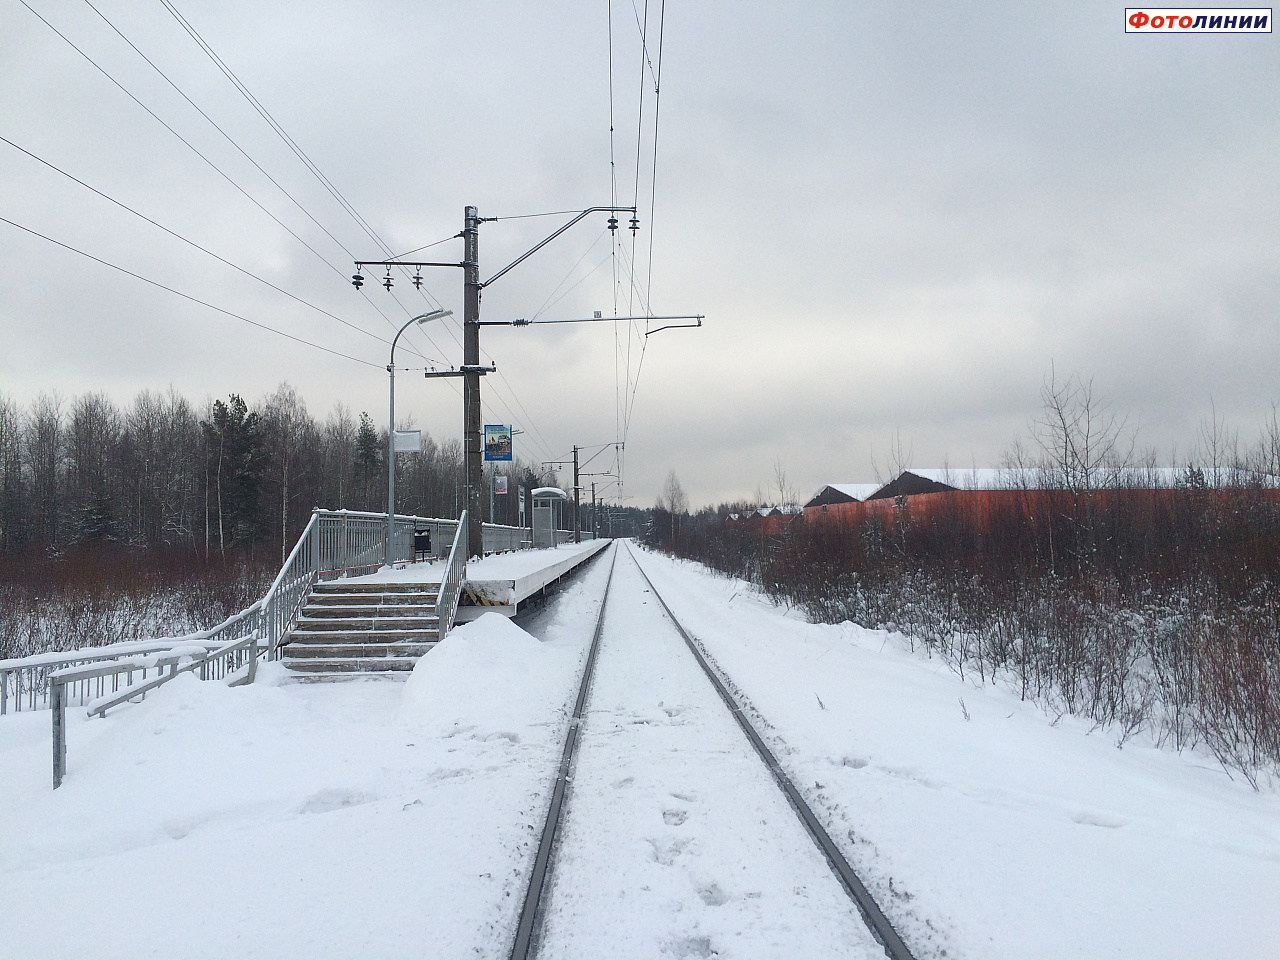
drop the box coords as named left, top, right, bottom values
left=0, top=216, right=379, bottom=368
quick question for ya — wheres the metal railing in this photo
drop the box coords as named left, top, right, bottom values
left=2, top=639, right=210, bottom=715
left=436, top=511, right=468, bottom=639
left=2, top=508, right=587, bottom=720
left=484, top=523, right=530, bottom=553
left=49, top=633, right=259, bottom=787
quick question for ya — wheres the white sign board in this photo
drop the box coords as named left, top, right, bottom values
left=393, top=430, right=421, bottom=453
left=495, top=475, right=509, bottom=495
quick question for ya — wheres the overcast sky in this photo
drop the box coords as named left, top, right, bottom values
left=2, top=1, right=1277, bottom=508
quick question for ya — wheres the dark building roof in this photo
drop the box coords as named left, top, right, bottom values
left=866, top=471, right=958, bottom=500
left=803, top=483, right=881, bottom=507
left=805, top=485, right=857, bottom=507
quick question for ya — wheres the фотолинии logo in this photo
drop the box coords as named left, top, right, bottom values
left=1126, top=8, right=1272, bottom=30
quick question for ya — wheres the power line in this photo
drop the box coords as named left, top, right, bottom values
left=487, top=210, right=585, bottom=221
left=24, top=0, right=452, bottom=377
left=16, top=0, right=354, bottom=287
left=160, top=1, right=407, bottom=272
left=24, top=0, right=451, bottom=371
left=164, top=0, right=575, bottom=461
left=388, top=233, right=464, bottom=259
left=0, top=215, right=380, bottom=368
left=157, top=0, right=453, bottom=365
left=81, top=0, right=365, bottom=267
left=645, top=0, right=667, bottom=307
left=531, top=227, right=611, bottom=320
left=0, top=134, right=406, bottom=354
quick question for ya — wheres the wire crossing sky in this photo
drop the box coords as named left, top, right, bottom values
left=1, top=1, right=1277, bottom=507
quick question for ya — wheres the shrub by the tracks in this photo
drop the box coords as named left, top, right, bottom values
left=670, top=481, right=1280, bottom=786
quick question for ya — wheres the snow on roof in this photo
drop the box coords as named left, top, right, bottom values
left=756, top=504, right=804, bottom=517
left=828, top=483, right=882, bottom=501
left=898, top=466, right=1206, bottom=491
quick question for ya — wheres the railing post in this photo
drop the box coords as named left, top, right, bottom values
left=1, top=668, right=8, bottom=716
left=51, top=679, right=66, bottom=789
left=340, top=511, right=349, bottom=576
left=248, top=633, right=258, bottom=683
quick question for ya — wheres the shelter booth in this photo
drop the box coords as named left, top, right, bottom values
left=531, top=487, right=567, bottom=549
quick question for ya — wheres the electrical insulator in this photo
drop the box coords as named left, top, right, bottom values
left=512, top=317, right=529, bottom=327
left=608, top=217, right=618, bottom=232
left=629, top=216, right=640, bottom=233
left=351, top=273, right=364, bottom=289
left=383, top=268, right=393, bottom=291
left=412, top=272, right=423, bottom=289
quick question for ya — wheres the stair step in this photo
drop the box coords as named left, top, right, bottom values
left=285, top=657, right=421, bottom=673
left=295, top=616, right=440, bottom=631
left=308, top=593, right=439, bottom=606
left=289, top=628, right=438, bottom=642
left=284, top=642, right=437, bottom=658
left=298, top=612, right=437, bottom=624
left=312, top=582, right=439, bottom=594
left=288, top=578, right=444, bottom=676
left=290, top=672, right=408, bottom=683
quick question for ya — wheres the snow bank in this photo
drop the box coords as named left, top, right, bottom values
left=402, top=612, right=580, bottom=736
left=0, top=558, right=612, bottom=960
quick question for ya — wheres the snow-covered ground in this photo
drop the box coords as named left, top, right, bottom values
left=537, top=546, right=883, bottom=959
left=346, top=540, right=606, bottom=585
left=2, top=540, right=1278, bottom=959
left=0, top=556, right=611, bottom=959
left=630, top=546, right=1280, bottom=959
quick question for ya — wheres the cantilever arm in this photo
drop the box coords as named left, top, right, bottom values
left=645, top=316, right=703, bottom=336
left=482, top=206, right=637, bottom=288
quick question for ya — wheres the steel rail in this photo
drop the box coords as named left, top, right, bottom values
left=625, top=542, right=918, bottom=960
left=509, top=543, right=618, bottom=960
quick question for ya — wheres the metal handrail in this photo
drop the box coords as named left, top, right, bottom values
left=49, top=633, right=259, bottom=788
left=3, top=508, right=559, bottom=717
left=435, top=510, right=468, bottom=639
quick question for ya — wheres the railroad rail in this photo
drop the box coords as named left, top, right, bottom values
left=509, top=540, right=917, bottom=960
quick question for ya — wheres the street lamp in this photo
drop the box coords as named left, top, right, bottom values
left=387, top=308, right=452, bottom=566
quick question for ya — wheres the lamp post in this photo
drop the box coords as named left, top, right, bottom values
left=387, top=308, right=452, bottom=566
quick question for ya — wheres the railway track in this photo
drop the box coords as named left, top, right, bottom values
left=509, top=540, right=916, bottom=960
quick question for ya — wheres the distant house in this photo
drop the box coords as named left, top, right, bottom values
left=726, top=503, right=804, bottom=535
left=802, top=483, right=880, bottom=523
left=803, top=467, right=1247, bottom=527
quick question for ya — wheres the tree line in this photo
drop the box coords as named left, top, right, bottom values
left=0, top=383, right=556, bottom=564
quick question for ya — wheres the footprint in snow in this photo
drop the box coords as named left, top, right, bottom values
left=663, top=808, right=688, bottom=826
left=297, top=789, right=377, bottom=815
left=646, top=836, right=689, bottom=865
left=1072, top=811, right=1126, bottom=828
left=698, top=882, right=729, bottom=906
left=669, top=935, right=715, bottom=958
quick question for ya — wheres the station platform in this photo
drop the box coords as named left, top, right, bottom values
left=344, top=538, right=610, bottom=620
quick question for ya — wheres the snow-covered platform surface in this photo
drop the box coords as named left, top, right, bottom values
left=348, top=538, right=609, bottom=615
left=2, top=544, right=1279, bottom=958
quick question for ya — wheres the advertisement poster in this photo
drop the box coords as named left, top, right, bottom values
left=484, top=424, right=512, bottom=461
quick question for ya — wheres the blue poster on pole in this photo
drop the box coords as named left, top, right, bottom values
left=484, top=424, right=512, bottom=461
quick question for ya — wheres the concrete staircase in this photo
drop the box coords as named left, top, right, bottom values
left=282, top=581, right=442, bottom=677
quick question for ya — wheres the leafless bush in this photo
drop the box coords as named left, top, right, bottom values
left=676, top=474, right=1280, bottom=784
left=0, top=543, right=272, bottom=660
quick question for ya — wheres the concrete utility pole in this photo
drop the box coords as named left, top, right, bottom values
left=463, top=206, right=484, bottom=557
left=591, top=481, right=597, bottom=538
left=359, top=204, right=680, bottom=559
left=573, top=445, right=581, bottom=543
